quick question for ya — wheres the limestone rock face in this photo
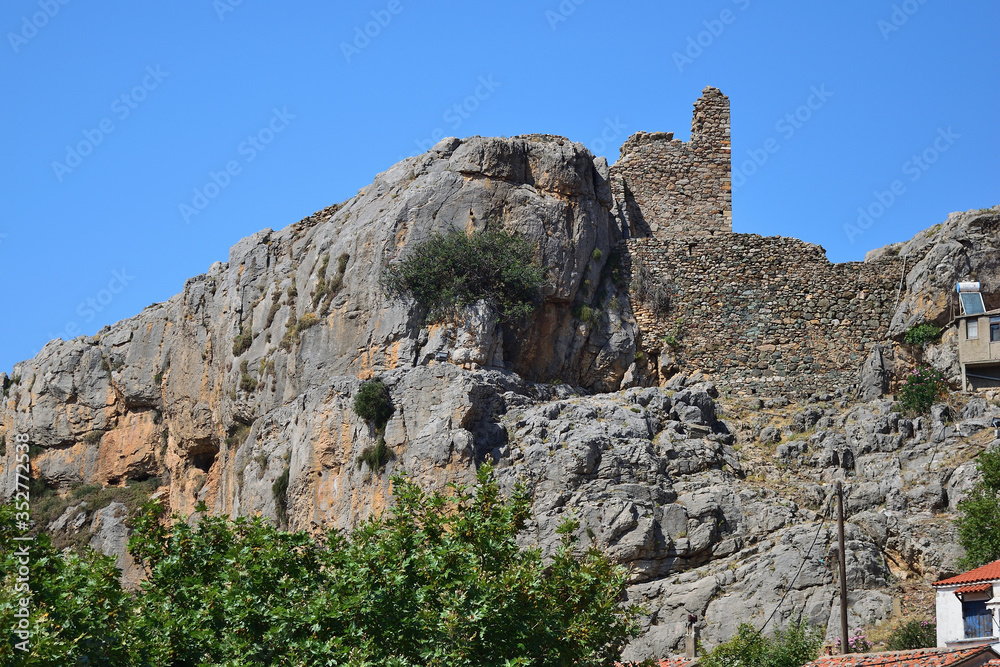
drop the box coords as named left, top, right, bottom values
left=1, top=135, right=635, bottom=520
left=889, top=207, right=1000, bottom=336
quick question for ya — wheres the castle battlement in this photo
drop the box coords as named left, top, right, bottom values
left=610, top=86, right=732, bottom=238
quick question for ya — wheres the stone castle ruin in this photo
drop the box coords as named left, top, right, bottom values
left=612, top=87, right=922, bottom=396
left=612, top=87, right=732, bottom=238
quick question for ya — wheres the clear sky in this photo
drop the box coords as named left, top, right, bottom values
left=1, top=1, right=997, bottom=373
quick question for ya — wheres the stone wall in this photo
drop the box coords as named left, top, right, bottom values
left=624, top=234, right=928, bottom=396
left=611, top=87, right=731, bottom=238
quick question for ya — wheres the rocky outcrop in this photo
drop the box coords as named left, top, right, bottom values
left=888, top=207, right=1000, bottom=336
left=1, top=135, right=636, bottom=522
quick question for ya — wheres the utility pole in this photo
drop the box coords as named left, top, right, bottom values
left=838, top=481, right=849, bottom=654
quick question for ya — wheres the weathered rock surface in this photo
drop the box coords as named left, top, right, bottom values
left=889, top=207, right=1000, bottom=337
left=1, top=135, right=636, bottom=522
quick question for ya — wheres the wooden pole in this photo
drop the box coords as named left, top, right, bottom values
left=838, top=481, right=849, bottom=654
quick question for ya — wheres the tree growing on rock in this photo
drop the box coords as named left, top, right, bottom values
left=382, top=227, right=544, bottom=323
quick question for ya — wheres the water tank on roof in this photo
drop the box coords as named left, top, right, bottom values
left=957, top=281, right=986, bottom=315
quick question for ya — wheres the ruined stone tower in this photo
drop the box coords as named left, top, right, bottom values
left=610, top=86, right=732, bottom=238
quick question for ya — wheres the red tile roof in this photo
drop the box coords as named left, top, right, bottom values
left=956, top=583, right=995, bottom=596
left=618, top=659, right=694, bottom=667
left=806, top=646, right=999, bottom=667
left=936, top=559, right=1000, bottom=587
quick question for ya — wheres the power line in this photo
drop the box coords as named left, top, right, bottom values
left=715, top=493, right=835, bottom=667
left=755, top=492, right=835, bottom=637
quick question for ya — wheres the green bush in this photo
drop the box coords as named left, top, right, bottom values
left=903, top=323, right=943, bottom=346
left=896, top=366, right=947, bottom=416
left=1, top=466, right=641, bottom=665
left=702, top=619, right=822, bottom=667
left=353, top=379, right=394, bottom=430
left=239, top=360, right=257, bottom=393
left=232, top=325, right=253, bottom=356
left=884, top=619, right=936, bottom=650
left=383, top=227, right=544, bottom=323
left=358, top=436, right=393, bottom=471
left=279, top=312, right=321, bottom=351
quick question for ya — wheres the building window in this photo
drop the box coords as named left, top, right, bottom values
left=963, top=599, right=993, bottom=638
left=969, top=320, right=979, bottom=339
left=991, top=318, right=1000, bottom=342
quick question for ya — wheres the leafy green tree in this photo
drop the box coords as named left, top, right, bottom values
left=701, top=619, right=822, bottom=667
left=383, top=227, right=544, bottom=323
left=957, top=445, right=1000, bottom=568
left=2, top=465, right=641, bottom=665
left=0, top=503, right=134, bottom=666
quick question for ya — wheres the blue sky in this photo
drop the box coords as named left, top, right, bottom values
left=1, top=1, right=997, bottom=373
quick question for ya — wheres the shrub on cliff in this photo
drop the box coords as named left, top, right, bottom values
left=903, top=322, right=943, bottom=346
left=895, top=365, right=947, bottom=416
left=353, top=378, right=393, bottom=429
left=354, top=379, right=395, bottom=471
left=0, top=466, right=642, bottom=664
left=382, top=227, right=544, bottom=323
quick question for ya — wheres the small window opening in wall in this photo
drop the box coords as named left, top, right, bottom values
left=969, top=320, right=979, bottom=339
left=962, top=599, right=993, bottom=639
left=991, top=317, right=1000, bottom=342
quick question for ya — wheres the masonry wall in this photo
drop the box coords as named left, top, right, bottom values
left=611, top=86, right=732, bottom=238
left=625, top=234, right=923, bottom=396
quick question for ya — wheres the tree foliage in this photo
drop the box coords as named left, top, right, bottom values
left=353, top=378, right=394, bottom=430
left=1, top=466, right=641, bottom=665
left=701, top=620, right=822, bottom=667
left=383, top=227, right=544, bottom=323
left=957, top=445, right=1000, bottom=568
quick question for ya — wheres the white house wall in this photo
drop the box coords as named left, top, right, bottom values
left=938, top=586, right=967, bottom=647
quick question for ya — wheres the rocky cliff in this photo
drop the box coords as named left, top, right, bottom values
left=2, top=132, right=997, bottom=659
